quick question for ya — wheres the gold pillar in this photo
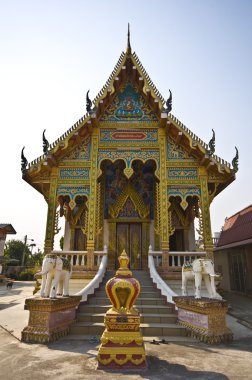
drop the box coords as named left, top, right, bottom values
left=141, top=222, right=149, bottom=269
left=87, top=129, right=99, bottom=269
left=108, top=222, right=116, bottom=269
left=44, top=167, right=58, bottom=255
left=199, top=169, right=213, bottom=258
left=158, top=129, right=169, bottom=268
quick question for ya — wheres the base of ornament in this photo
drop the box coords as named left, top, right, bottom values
left=173, top=296, right=233, bottom=344
left=21, top=296, right=81, bottom=343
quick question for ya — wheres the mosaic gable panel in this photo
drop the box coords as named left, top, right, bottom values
left=98, top=148, right=160, bottom=168
left=168, top=168, right=198, bottom=180
left=62, top=136, right=91, bottom=161
left=167, top=137, right=196, bottom=160
left=100, top=83, right=158, bottom=122
left=100, top=129, right=158, bottom=143
left=57, top=186, right=90, bottom=199
left=168, top=186, right=201, bottom=198
left=59, top=168, right=90, bottom=180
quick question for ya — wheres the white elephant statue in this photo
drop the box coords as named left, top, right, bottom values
left=182, top=258, right=222, bottom=300
left=39, top=254, right=72, bottom=298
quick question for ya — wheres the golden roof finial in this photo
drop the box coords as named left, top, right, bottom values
left=126, top=23, right=131, bottom=55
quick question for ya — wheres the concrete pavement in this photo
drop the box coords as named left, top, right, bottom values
left=1, top=280, right=252, bottom=379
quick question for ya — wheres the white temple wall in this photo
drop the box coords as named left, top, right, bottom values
left=188, top=220, right=196, bottom=251
left=63, top=221, right=71, bottom=250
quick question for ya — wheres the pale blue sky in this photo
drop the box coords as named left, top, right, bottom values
left=1, top=0, right=251, bottom=250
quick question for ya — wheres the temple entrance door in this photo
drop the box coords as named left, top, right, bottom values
left=116, top=223, right=142, bottom=269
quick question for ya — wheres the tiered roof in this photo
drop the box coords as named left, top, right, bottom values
left=22, top=30, right=236, bottom=199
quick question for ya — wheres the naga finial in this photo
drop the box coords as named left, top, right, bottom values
left=21, top=146, right=28, bottom=173
left=232, top=146, right=239, bottom=172
left=166, top=89, right=172, bottom=113
left=42, top=129, right=49, bottom=155
left=126, top=23, right=131, bottom=55
left=86, top=90, right=92, bottom=113
left=208, top=129, right=215, bottom=155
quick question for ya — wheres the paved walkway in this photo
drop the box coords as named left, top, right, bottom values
left=0, top=279, right=90, bottom=340
left=1, top=281, right=252, bottom=379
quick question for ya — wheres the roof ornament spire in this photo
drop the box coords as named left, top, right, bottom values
left=42, top=129, right=49, bottom=155
left=86, top=90, right=92, bottom=113
left=208, top=129, right=215, bottom=156
left=126, top=23, right=131, bottom=55
left=165, top=89, right=172, bottom=113
left=21, top=147, right=28, bottom=174
left=232, top=146, right=239, bottom=172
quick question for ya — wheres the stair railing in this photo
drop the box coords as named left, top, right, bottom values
left=75, top=245, right=108, bottom=301
left=148, top=245, right=178, bottom=304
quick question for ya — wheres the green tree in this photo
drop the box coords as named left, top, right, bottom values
left=59, top=236, right=64, bottom=250
left=27, top=248, right=44, bottom=266
left=4, top=239, right=31, bottom=266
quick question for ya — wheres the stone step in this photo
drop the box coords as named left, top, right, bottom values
left=70, top=270, right=189, bottom=340
left=87, top=297, right=167, bottom=306
left=78, top=304, right=174, bottom=314
left=70, top=322, right=187, bottom=337
left=76, top=312, right=177, bottom=324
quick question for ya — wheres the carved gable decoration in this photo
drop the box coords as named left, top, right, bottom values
left=118, top=198, right=140, bottom=218
left=100, top=83, right=158, bottom=123
left=167, top=136, right=196, bottom=160
left=62, top=136, right=91, bottom=161
left=109, top=183, right=149, bottom=219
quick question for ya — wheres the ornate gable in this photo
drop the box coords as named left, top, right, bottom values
left=100, top=83, right=158, bottom=123
left=167, top=136, right=196, bottom=161
left=61, top=136, right=91, bottom=161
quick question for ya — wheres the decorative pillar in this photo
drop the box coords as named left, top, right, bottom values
left=141, top=222, right=149, bottom=269
left=199, top=168, right=213, bottom=258
left=44, top=168, right=58, bottom=255
left=158, top=129, right=169, bottom=268
left=87, top=129, right=99, bottom=269
left=108, top=222, right=116, bottom=269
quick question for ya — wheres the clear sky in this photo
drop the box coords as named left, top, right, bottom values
left=1, top=0, right=251, bottom=251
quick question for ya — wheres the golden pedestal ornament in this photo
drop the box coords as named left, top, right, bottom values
left=97, top=249, right=147, bottom=370
left=173, top=296, right=233, bottom=344
left=22, top=296, right=81, bottom=343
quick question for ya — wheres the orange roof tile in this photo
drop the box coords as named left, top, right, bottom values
left=217, top=205, right=252, bottom=247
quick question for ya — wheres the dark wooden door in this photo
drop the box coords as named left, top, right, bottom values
left=116, top=223, right=142, bottom=269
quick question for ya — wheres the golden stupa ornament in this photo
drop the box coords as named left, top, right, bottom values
left=97, top=249, right=146, bottom=370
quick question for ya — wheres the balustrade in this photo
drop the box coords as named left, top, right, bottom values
left=51, top=246, right=108, bottom=271
left=148, top=245, right=206, bottom=269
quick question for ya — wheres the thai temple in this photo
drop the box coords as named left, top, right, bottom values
left=22, top=27, right=238, bottom=276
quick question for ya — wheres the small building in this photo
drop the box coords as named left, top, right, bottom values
left=214, top=205, right=252, bottom=295
left=0, top=224, right=16, bottom=256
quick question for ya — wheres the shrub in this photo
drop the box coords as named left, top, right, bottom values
left=18, top=271, right=34, bottom=281
left=9, top=273, right=18, bottom=280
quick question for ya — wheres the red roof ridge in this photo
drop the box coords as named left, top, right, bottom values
left=225, top=204, right=252, bottom=221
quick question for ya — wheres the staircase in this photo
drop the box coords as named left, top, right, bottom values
left=69, top=270, right=192, bottom=341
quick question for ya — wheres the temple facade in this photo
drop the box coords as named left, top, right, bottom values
left=22, top=32, right=237, bottom=272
